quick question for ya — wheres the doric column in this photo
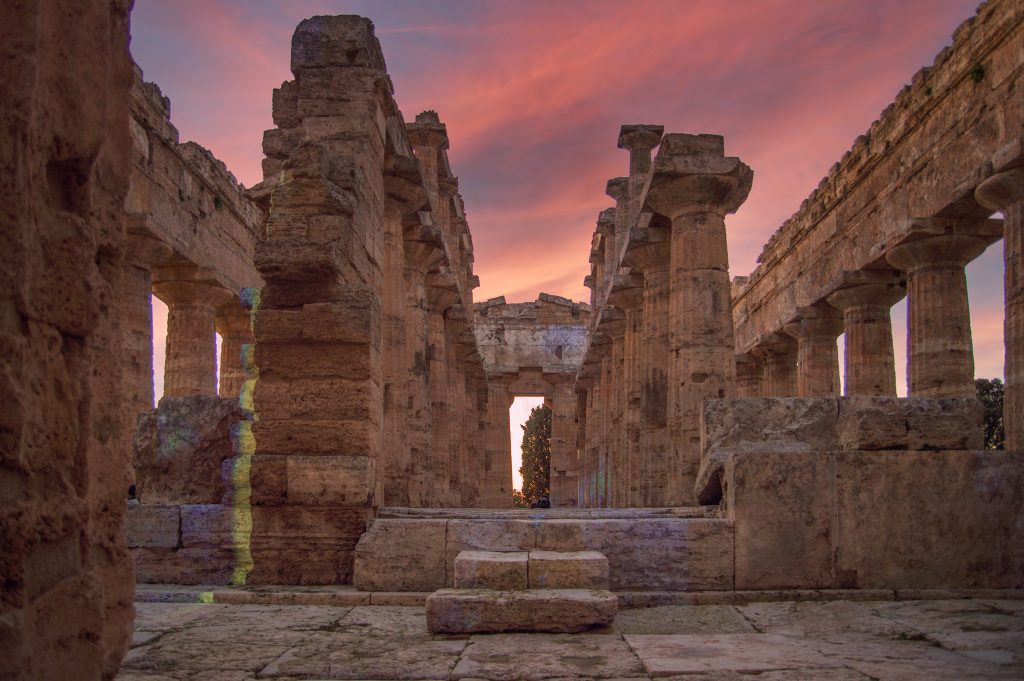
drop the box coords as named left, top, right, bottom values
left=735, top=352, right=764, bottom=397
left=215, top=300, right=253, bottom=400
left=123, top=230, right=171, bottom=414
left=977, top=166, right=1024, bottom=450
left=153, top=270, right=233, bottom=397
left=618, top=124, right=664, bottom=228
left=403, top=221, right=447, bottom=507
left=644, top=134, right=752, bottom=505
left=598, top=308, right=626, bottom=506
left=483, top=375, right=515, bottom=507
left=582, top=333, right=610, bottom=506
left=607, top=177, right=629, bottom=266
left=598, top=209, right=617, bottom=296
left=545, top=376, right=579, bottom=507
left=827, top=278, right=906, bottom=396
left=406, top=111, right=448, bottom=210
left=609, top=273, right=644, bottom=507
left=784, top=304, right=844, bottom=396
left=887, top=235, right=987, bottom=397
left=756, top=333, right=798, bottom=397
left=622, top=223, right=672, bottom=506
left=574, top=380, right=591, bottom=507
left=425, top=272, right=460, bottom=507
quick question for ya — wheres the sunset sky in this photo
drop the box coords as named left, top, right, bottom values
left=134, top=0, right=1007, bottom=447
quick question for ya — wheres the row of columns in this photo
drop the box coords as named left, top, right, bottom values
left=579, top=128, right=752, bottom=507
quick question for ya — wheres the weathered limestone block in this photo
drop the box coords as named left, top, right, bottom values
left=353, top=519, right=447, bottom=592
left=285, top=455, right=374, bottom=506
left=833, top=450, right=1024, bottom=589
left=426, top=589, right=618, bottom=634
left=133, top=396, right=249, bottom=504
left=124, top=504, right=180, bottom=549
left=445, top=520, right=537, bottom=586
left=535, top=519, right=734, bottom=591
left=131, top=547, right=235, bottom=585
left=725, top=451, right=835, bottom=590
left=179, top=504, right=238, bottom=549
left=453, top=550, right=528, bottom=590
left=528, top=551, right=609, bottom=590
left=838, top=396, right=983, bottom=451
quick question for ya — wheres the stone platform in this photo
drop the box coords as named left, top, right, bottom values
left=117, top=597, right=1024, bottom=679
left=355, top=507, right=733, bottom=593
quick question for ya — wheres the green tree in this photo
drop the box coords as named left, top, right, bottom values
left=976, top=378, right=1005, bottom=450
left=520, top=404, right=551, bottom=505
left=511, top=489, right=529, bottom=508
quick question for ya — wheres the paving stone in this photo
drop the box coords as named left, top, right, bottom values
left=528, top=551, right=609, bottom=589
left=623, top=633, right=845, bottom=675
left=614, top=605, right=755, bottom=635
left=451, top=633, right=645, bottom=679
left=454, top=550, right=529, bottom=590
left=735, top=600, right=919, bottom=638
left=427, top=589, right=618, bottom=634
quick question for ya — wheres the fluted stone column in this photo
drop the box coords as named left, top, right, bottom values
left=583, top=333, right=610, bottom=506
left=598, top=308, right=626, bottom=506
left=123, top=232, right=171, bottom=414
left=977, top=166, right=1024, bottom=450
left=618, top=124, right=664, bottom=228
left=609, top=273, right=644, bottom=506
left=574, top=381, right=591, bottom=506
left=827, top=280, right=905, bottom=396
left=425, top=273, right=460, bottom=507
left=153, top=274, right=233, bottom=397
left=216, top=300, right=253, bottom=400
left=644, top=134, right=752, bottom=505
left=546, top=376, right=578, bottom=507
left=756, top=333, right=798, bottom=397
left=403, top=229, right=447, bottom=507
left=623, top=225, right=672, bottom=506
left=382, top=159, right=430, bottom=506
left=735, top=352, right=764, bottom=397
left=483, top=376, right=514, bottom=507
left=598, top=209, right=617, bottom=296
left=888, top=235, right=987, bottom=397
left=785, top=304, right=844, bottom=396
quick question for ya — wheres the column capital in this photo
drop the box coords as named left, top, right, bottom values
left=406, top=111, right=449, bottom=151
left=785, top=303, right=844, bottom=340
left=403, top=217, right=448, bottom=271
left=607, top=272, right=644, bottom=310
left=976, top=167, right=1024, bottom=212
left=827, top=280, right=906, bottom=311
left=596, top=209, right=616, bottom=238
left=753, top=331, right=797, bottom=358
left=125, top=230, right=173, bottom=269
left=886, top=234, right=987, bottom=273
left=384, top=154, right=429, bottom=214
left=644, top=133, right=752, bottom=219
left=622, top=223, right=671, bottom=273
left=425, top=271, right=461, bottom=311
left=617, top=124, right=664, bottom=152
left=605, top=177, right=628, bottom=202
left=215, top=300, right=251, bottom=336
left=736, top=351, right=764, bottom=375
left=153, top=277, right=235, bottom=310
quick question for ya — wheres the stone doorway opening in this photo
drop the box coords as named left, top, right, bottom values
left=509, top=395, right=546, bottom=505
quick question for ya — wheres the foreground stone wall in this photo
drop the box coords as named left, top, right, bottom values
left=474, top=294, right=590, bottom=506
left=698, top=397, right=1023, bottom=590
left=0, top=0, right=135, bottom=678
left=731, top=0, right=1023, bottom=450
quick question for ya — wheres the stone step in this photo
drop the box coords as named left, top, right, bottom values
left=426, top=588, right=618, bottom=633
left=453, top=549, right=610, bottom=591
left=529, top=550, right=609, bottom=589
left=454, top=550, right=528, bottom=590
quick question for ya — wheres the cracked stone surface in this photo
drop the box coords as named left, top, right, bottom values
left=116, top=599, right=1024, bottom=680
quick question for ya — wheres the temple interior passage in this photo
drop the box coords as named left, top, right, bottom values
left=2, top=1, right=1023, bottom=679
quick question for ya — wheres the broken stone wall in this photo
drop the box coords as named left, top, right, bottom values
left=0, top=0, right=135, bottom=678
left=698, top=396, right=1024, bottom=590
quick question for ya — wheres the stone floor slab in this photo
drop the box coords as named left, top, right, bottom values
left=623, top=633, right=844, bottom=675
left=452, top=633, right=646, bottom=679
left=614, top=605, right=755, bottom=635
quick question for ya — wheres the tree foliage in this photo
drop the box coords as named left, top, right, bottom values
left=519, top=404, right=551, bottom=505
left=511, top=489, right=529, bottom=508
left=975, top=378, right=1004, bottom=450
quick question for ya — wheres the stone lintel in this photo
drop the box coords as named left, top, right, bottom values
left=907, top=216, right=1005, bottom=242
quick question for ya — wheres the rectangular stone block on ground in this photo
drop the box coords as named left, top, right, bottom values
left=353, top=518, right=447, bottom=592
left=528, top=550, right=609, bottom=589
left=445, top=520, right=538, bottom=587
left=426, top=588, right=618, bottom=633
left=454, top=550, right=528, bottom=590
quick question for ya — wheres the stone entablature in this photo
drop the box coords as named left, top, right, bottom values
left=473, top=294, right=590, bottom=375
left=731, top=0, right=1021, bottom=415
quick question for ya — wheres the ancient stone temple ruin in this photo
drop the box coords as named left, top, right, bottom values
left=2, top=0, right=1024, bottom=678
